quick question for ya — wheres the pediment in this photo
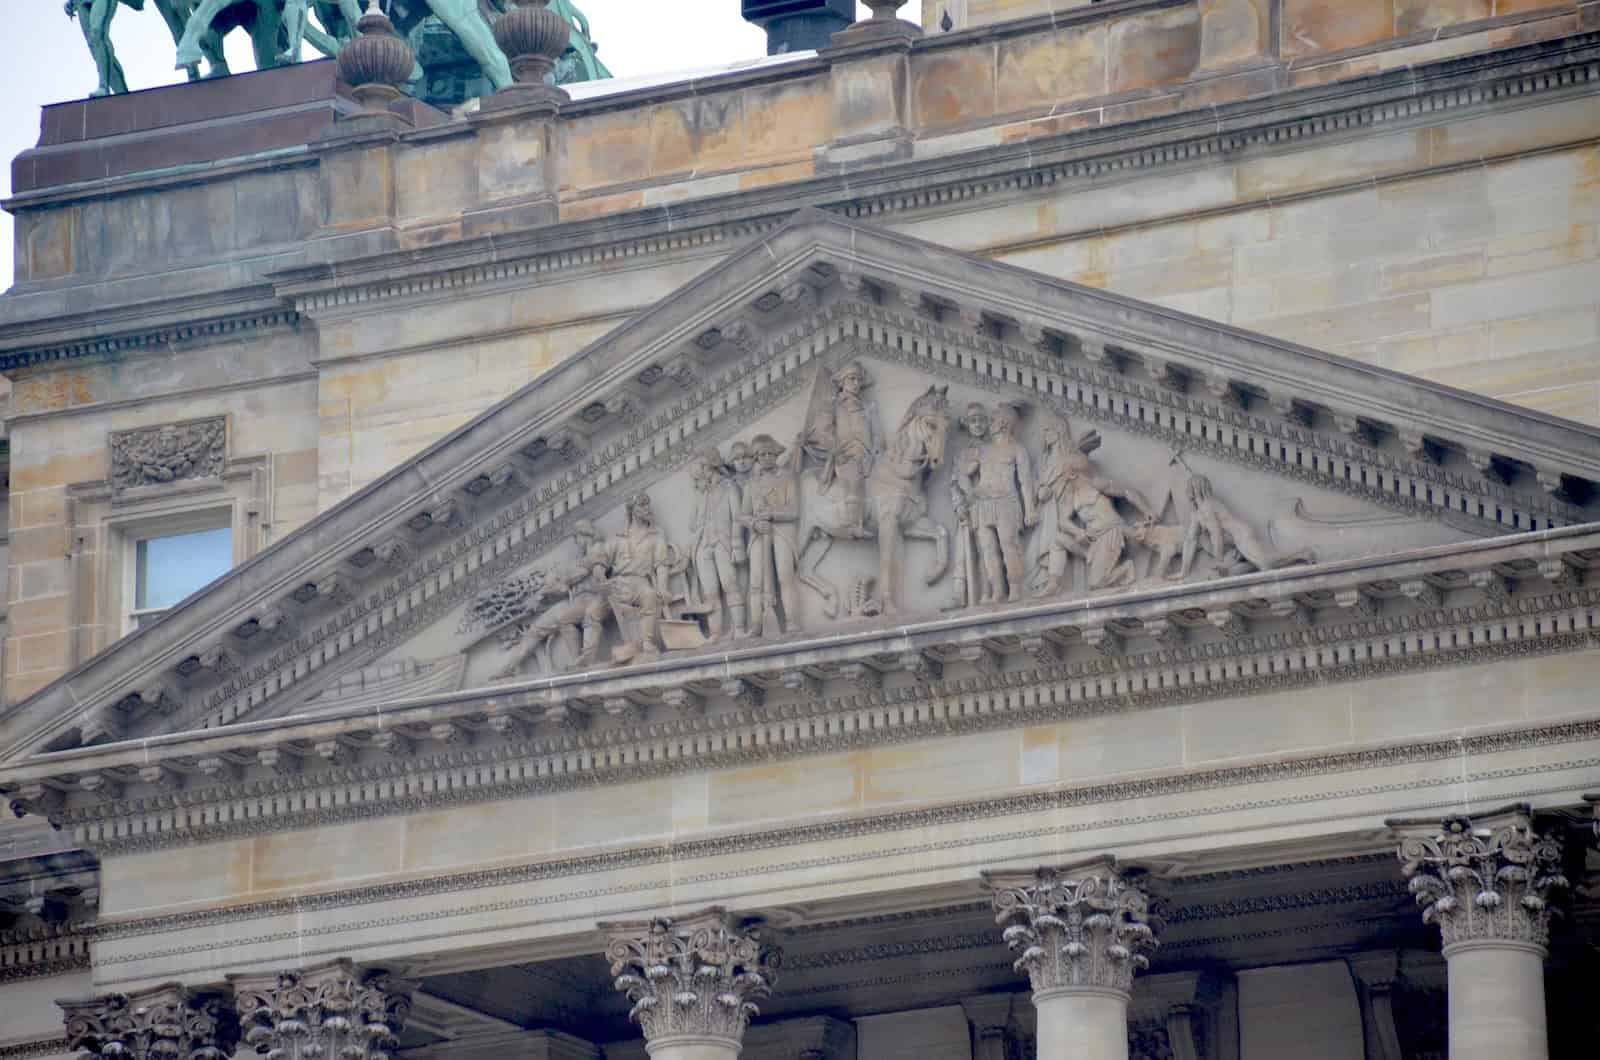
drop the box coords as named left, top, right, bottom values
left=6, top=209, right=1600, bottom=762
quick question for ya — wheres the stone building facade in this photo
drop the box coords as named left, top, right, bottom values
left=3, top=2, right=1600, bottom=1058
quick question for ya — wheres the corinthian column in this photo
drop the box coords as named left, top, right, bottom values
left=601, top=907, right=779, bottom=1060
left=228, top=959, right=415, bottom=1060
left=1392, top=805, right=1568, bottom=1060
left=60, top=984, right=238, bottom=1060
left=983, top=858, right=1160, bottom=1060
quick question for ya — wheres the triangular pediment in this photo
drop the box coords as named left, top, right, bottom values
left=5, top=209, right=1600, bottom=761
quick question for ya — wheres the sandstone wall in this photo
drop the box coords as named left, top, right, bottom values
left=3, top=2, right=1600, bottom=704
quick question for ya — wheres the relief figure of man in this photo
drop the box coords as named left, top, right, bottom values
left=957, top=402, right=1037, bottom=604
left=803, top=359, right=879, bottom=539
left=492, top=520, right=607, bottom=679
left=1036, top=417, right=1155, bottom=594
left=740, top=434, right=803, bottom=636
left=688, top=448, right=748, bottom=640
left=594, top=493, right=673, bottom=663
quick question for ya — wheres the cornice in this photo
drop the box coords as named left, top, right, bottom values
left=4, top=32, right=1599, bottom=371
left=34, top=607, right=1600, bottom=861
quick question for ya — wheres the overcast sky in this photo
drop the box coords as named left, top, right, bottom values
left=1, top=2, right=880, bottom=289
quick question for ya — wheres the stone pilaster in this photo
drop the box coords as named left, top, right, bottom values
left=601, top=907, right=779, bottom=1060
left=229, top=959, right=415, bottom=1060
left=960, top=993, right=1015, bottom=1060
left=60, top=984, right=238, bottom=1060
left=984, top=858, right=1160, bottom=1060
left=1391, top=805, right=1568, bottom=1060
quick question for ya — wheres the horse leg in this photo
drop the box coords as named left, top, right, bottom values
left=876, top=515, right=899, bottom=618
left=796, top=529, right=840, bottom=618
left=176, top=0, right=233, bottom=68
left=429, top=0, right=514, bottom=90
left=903, top=516, right=950, bottom=585
left=152, top=0, right=201, bottom=80
left=279, top=0, right=307, bottom=62
left=250, top=1, right=285, bottom=69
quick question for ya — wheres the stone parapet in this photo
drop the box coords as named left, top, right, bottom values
left=4, top=0, right=1590, bottom=291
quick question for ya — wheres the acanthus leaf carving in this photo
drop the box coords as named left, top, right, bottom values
left=61, top=985, right=239, bottom=1060
left=230, top=960, right=414, bottom=1060
left=602, top=908, right=778, bottom=1048
left=985, top=859, right=1161, bottom=996
left=1394, top=807, right=1568, bottom=951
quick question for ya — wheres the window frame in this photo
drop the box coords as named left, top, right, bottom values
left=104, top=495, right=250, bottom=638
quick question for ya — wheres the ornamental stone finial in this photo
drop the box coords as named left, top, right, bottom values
left=494, top=0, right=573, bottom=91
left=984, top=858, right=1160, bottom=998
left=336, top=0, right=416, bottom=112
left=1392, top=805, right=1569, bottom=952
left=601, top=907, right=779, bottom=1056
left=228, top=960, right=415, bottom=1060
left=60, top=984, right=238, bottom=1060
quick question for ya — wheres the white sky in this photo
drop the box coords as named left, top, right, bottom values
left=1, top=1, right=882, bottom=289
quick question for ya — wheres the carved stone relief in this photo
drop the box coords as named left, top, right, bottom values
left=108, top=417, right=226, bottom=491
left=442, top=345, right=1479, bottom=683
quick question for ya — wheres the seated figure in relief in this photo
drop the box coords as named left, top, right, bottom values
left=594, top=492, right=675, bottom=663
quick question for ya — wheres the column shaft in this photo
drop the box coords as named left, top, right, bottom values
left=1444, top=941, right=1548, bottom=1060
left=1034, top=987, right=1129, bottom=1060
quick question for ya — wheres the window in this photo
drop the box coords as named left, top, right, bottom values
left=127, top=525, right=233, bottom=629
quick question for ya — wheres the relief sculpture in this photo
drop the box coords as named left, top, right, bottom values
left=741, top=435, right=804, bottom=637
left=1034, top=416, right=1157, bottom=596
left=459, top=352, right=1361, bottom=679
left=796, top=360, right=952, bottom=618
left=951, top=402, right=1037, bottom=607
left=109, top=418, right=226, bottom=490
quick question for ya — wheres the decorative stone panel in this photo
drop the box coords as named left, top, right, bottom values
left=108, top=418, right=226, bottom=491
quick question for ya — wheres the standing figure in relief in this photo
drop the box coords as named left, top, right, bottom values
left=1035, top=416, right=1156, bottom=595
left=729, top=439, right=755, bottom=597
left=687, top=448, right=748, bottom=640
left=594, top=493, right=674, bottom=664
left=740, top=434, right=803, bottom=636
left=956, top=402, right=1037, bottom=604
left=1179, top=473, right=1312, bottom=579
left=492, top=520, right=608, bottom=678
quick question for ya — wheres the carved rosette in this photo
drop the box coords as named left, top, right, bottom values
left=602, top=909, right=778, bottom=1049
left=229, top=960, right=414, bottom=1060
left=61, top=985, right=238, bottom=1060
left=986, top=862, right=1160, bottom=998
left=1395, top=809, right=1568, bottom=952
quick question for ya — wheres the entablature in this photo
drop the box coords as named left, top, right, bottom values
left=6, top=520, right=1600, bottom=854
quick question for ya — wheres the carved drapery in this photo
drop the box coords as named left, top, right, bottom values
left=984, top=859, right=1160, bottom=997
left=1394, top=807, right=1568, bottom=951
left=601, top=908, right=778, bottom=1049
left=60, top=984, right=238, bottom=1060
left=229, top=960, right=414, bottom=1060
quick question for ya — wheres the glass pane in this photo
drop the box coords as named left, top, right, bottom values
left=136, top=526, right=232, bottom=611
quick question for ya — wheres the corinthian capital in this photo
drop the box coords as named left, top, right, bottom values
left=601, top=907, right=779, bottom=1050
left=1392, top=805, right=1569, bottom=952
left=60, top=984, right=238, bottom=1060
left=229, top=959, right=415, bottom=1060
left=983, top=857, right=1160, bottom=997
